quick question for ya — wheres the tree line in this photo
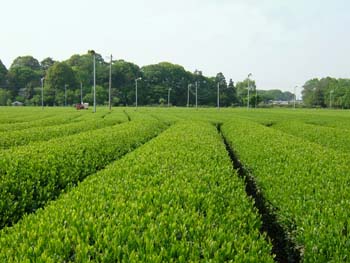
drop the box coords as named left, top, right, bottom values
left=0, top=51, right=293, bottom=107
left=302, top=77, right=350, bottom=108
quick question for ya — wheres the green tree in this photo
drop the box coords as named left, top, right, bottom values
left=236, top=78, right=256, bottom=106
left=45, top=62, right=78, bottom=106
left=0, top=60, right=8, bottom=88
left=7, top=56, right=42, bottom=100
left=0, top=89, right=12, bottom=105
left=142, top=62, right=194, bottom=106
left=11, top=56, right=41, bottom=70
left=110, top=60, right=140, bottom=106
left=41, top=57, right=56, bottom=72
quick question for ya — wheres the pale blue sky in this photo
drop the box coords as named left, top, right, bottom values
left=1, top=0, right=349, bottom=97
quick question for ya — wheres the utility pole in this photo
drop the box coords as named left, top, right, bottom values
left=330, top=90, right=334, bottom=109
left=217, top=82, right=220, bottom=109
left=247, top=73, right=252, bottom=109
left=64, top=84, right=68, bottom=106
left=41, top=77, right=45, bottom=109
left=88, top=50, right=96, bottom=112
left=135, top=77, right=141, bottom=108
left=168, top=88, right=171, bottom=107
left=195, top=81, right=198, bottom=109
left=80, top=82, right=83, bottom=104
left=109, top=54, right=112, bottom=111
left=294, top=85, right=298, bottom=109
left=93, top=54, right=96, bottom=112
left=187, top=84, right=191, bottom=107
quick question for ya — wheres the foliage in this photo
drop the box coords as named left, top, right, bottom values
left=0, top=119, right=165, bottom=228
left=0, top=89, right=12, bottom=106
left=0, top=111, right=127, bottom=149
left=0, top=60, right=8, bottom=87
left=301, top=77, right=350, bottom=108
left=272, top=120, right=350, bottom=154
left=258, top=89, right=294, bottom=102
left=40, top=57, right=56, bottom=72
left=0, top=121, right=273, bottom=262
left=45, top=62, right=79, bottom=106
left=222, top=118, right=350, bottom=262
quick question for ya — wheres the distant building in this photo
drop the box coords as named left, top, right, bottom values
left=11, top=101, right=24, bottom=106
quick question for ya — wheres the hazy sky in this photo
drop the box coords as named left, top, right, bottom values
left=1, top=0, right=349, bottom=96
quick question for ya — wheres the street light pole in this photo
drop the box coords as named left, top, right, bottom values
left=40, top=77, right=45, bottom=109
left=93, top=53, right=96, bottom=113
left=80, top=82, right=83, bottom=104
left=109, top=54, right=112, bottom=111
left=168, top=88, right=171, bottom=107
left=330, top=90, right=334, bottom=109
left=217, top=82, right=220, bottom=109
left=64, top=84, right=68, bottom=106
left=135, top=77, right=141, bottom=108
left=195, top=81, right=198, bottom=109
left=294, top=85, right=298, bottom=109
left=187, top=84, right=191, bottom=107
left=88, top=50, right=96, bottom=112
left=247, top=73, right=252, bottom=109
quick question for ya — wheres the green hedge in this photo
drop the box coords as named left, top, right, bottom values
left=0, top=120, right=166, bottom=228
left=222, top=118, right=350, bottom=262
left=0, top=121, right=274, bottom=262
left=272, top=120, right=350, bottom=153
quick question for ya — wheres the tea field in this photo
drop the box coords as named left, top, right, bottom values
left=0, top=106, right=349, bottom=262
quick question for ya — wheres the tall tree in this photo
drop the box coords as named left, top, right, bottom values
left=236, top=78, right=256, bottom=106
left=41, top=57, right=56, bottom=72
left=0, top=60, right=8, bottom=88
left=11, top=56, right=41, bottom=71
left=45, top=62, right=78, bottom=105
left=7, top=56, right=42, bottom=101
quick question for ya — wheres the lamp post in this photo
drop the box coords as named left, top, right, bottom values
left=195, top=81, right=198, bottom=109
left=187, top=84, right=192, bottom=107
left=88, top=50, right=97, bottom=113
left=108, top=54, right=112, bottom=111
left=217, top=82, right=220, bottom=109
left=64, top=84, right=68, bottom=106
left=40, top=77, right=45, bottom=109
left=168, top=88, right=172, bottom=107
left=247, top=73, right=252, bottom=109
left=135, top=77, right=142, bottom=107
left=80, top=82, right=83, bottom=104
left=330, top=90, right=334, bottom=109
left=294, top=85, right=298, bottom=109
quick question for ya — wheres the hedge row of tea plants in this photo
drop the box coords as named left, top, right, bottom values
left=0, top=113, right=127, bottom=149
left=0, top=111, right=84, bottom=132
left=222, top=118, right=350, bottom=262
left=0, top=120, right=166, bottom=228
left=0, top=121, right=274, bottom=262
left=272, top=120, right=350, bottom=154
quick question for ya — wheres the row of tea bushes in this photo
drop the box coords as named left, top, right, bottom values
left=271, top=120, right=350, bottom=154
left=0, top=120, right=166, bottom=228
left=0, top=121, right=274, bottom=262
left=222, top=118, right=350, bottom=262
left=0, top=112, right=128, bottom=149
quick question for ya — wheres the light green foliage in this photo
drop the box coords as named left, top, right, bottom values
left=272, top=120, right=350, bottom=154
left=0, top=120, right=166, bottom=228
left=0, top=121, right=273, bottom=262
left=222, top=118, right=350, bottom=262
left=0, top=110, right=127, bottom=149
left=0, top=111, right=83, bottom=132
